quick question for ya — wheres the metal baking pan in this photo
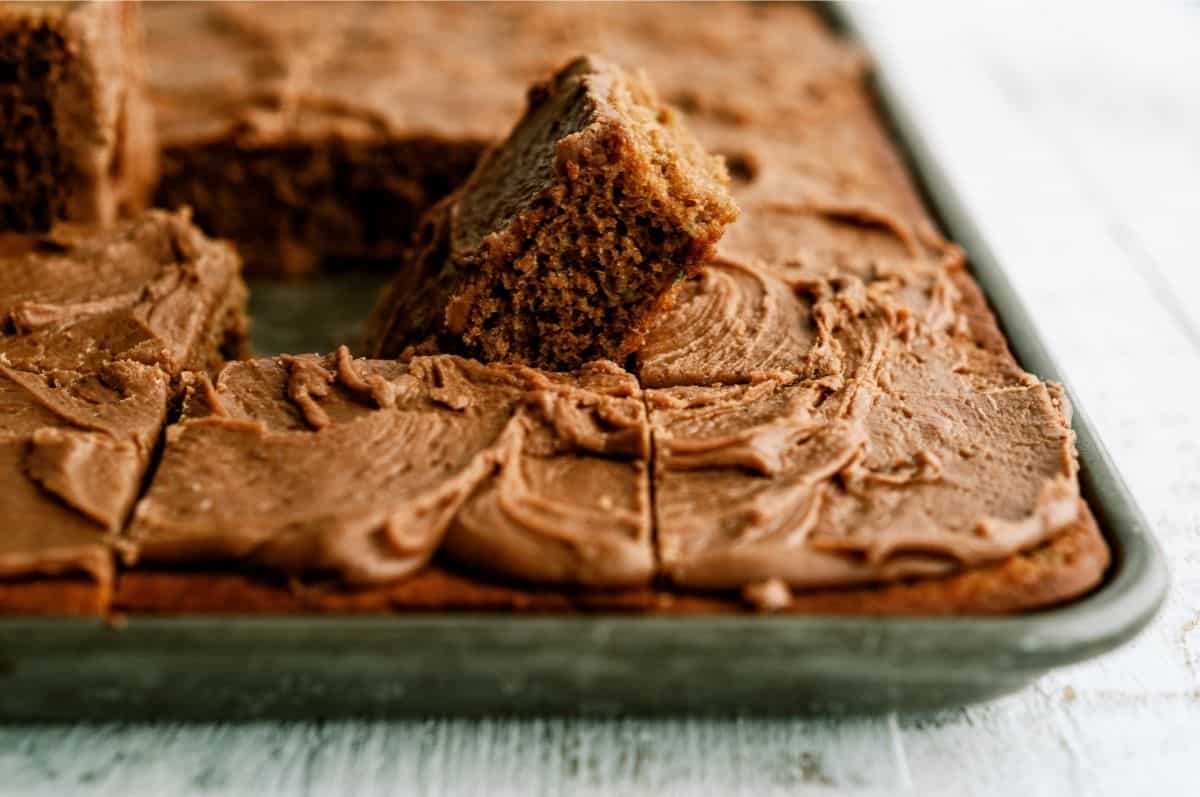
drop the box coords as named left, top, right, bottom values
left=0, top=8, right=1168, bottom=720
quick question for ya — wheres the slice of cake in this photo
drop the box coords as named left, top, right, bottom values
left=0, top=208, right=248, bottom=381
left=0, top=1, right=157, bottom=231
left=647, top=272, right=1085, bottom=603
left=366, top=55, right=737, bottom=370
left=0, top=360, right=168, bottom=612
left=128, top=348, right=654, bottom=588
left=443, top=361, right=654, bottom=587
left=128, top=350, right=521, bottom=584
left=0, top=210, right=245, bottom=614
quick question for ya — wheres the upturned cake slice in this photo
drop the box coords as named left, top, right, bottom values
left=367, top=54, right=738, bottom=370
left=0, top=1, right=158, bottom=231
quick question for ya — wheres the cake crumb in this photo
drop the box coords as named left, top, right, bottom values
left=743, top=578, right=793, bottom=612
left=104, top=612, right=129, bottom=631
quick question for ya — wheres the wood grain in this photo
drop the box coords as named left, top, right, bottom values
left=2, top=4, right=1198, bottom=795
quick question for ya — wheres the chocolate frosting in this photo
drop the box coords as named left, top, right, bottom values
left=131, top=350, right=653, bottom=587
left=638, top=258, right=819, bottom=388
left=0, top=209, right=244, bottom=377
left=649, top=255, right=1081, bottom=589
left=0, top=360, right=169, bottom=584
left=145, top=3, right=862, bottom=148
left=444, top=362, right=654, bottom=587
left=131, top=350, right=518, bottom=583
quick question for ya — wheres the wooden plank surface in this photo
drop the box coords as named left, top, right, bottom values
left=3, top=4, right=1198, bottom=795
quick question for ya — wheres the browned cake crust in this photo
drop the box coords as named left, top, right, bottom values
left=0, top=574, right=109, bottom=615
left=367, top=55, right=737, bottom=370
left=0, top=1, right=157, bottom=231
left=108, top=504, right=1106, bottom=616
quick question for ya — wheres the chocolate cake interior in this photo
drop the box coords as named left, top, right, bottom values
left=0, top=1, right=157, bottom=231
left=0, top=7, right=70, bottom=230
left=366, top=56, right=737, bottom=369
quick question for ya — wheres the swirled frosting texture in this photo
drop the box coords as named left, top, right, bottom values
left=637, top=258, right=819, bottom=388
left=444, top=362, right=653, bottom=587
left=0, top=209, right=246, bottom=378
left=0, top=210, right=247, bottom=588
left=131, top=350, right=519, bottom=583
left=130, top=350, right=653, bottom=586
left=0, top=361, right=169, bottom=586
left=646, top=201, right=1081, bottom=591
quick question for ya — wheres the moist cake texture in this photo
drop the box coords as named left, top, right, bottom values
left=128, top=348, right=653, bottom=587
left=366, top=55, right=737, bottom=370
left=0, top=1, right=157, bottom=231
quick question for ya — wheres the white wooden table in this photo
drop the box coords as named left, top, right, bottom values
left=3, top=5, right=1198, bottom=795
